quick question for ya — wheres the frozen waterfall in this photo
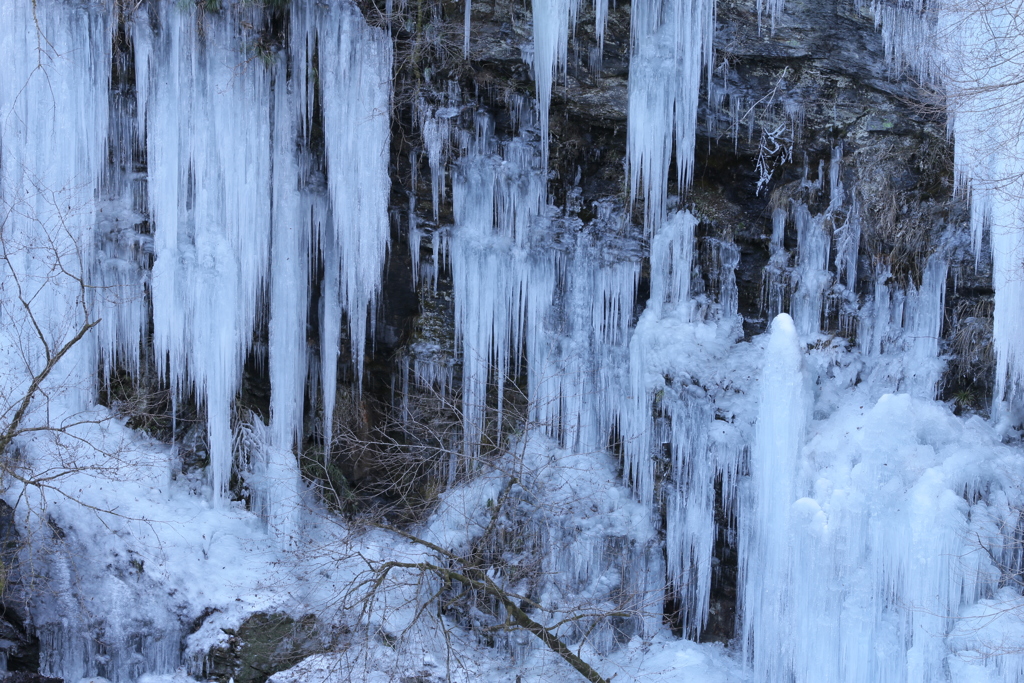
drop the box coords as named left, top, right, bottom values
left=3, top=0, right=1024, bottom=682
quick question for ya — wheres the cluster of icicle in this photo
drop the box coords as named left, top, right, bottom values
left=874, top=0, right=1024, bottom=410
left=0, top=4, right=193, bottom=679
left=414, top=97, right=748, bottom=640
left=525, top=0, right=714, bottom=206
left=409, top=100, right=647, bottom=485
left=410, top=86, right=688, bottom=644
left=133, top=0, right=392, bottom=509
left=0, top=0, right=393, bottom=513
left=416, top=0, right=963, bottom=652
left=627, top=0, right=715, bottom=231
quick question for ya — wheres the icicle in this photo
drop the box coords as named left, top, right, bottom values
left=130, top=1, right=393, bottom=502
left=622, top=210, right=702, bottom=506
left=134, top=4, right=274, bottom=503
left=280, top=0, right=394, bottom=451
left=763, top=205, right=790, bottom=319
left=531, top=0, right=580, bottom=165
left=860, top=266, right=893, bottom=358
left=790, top=203, right=831, bottom=337
left=834, top=197, right=861, bottom=289
left=856, top=257, right=946, bottom=398
left=315, top=0, right=394, bottom=393
left=757, top=0, right=786, bottom=34
left=874, top=0, right=1024, bottom=407
left=418, top=102, right=452, bottom=222
left=627, top=0, right=715, bottom=231
left=594, top=0, right=609, bottom=55
left=665, top=389, right=714, bottom=638
left=268, top=59, right=309, bottom=453
left=0, top=0, right=112, bottom=416
left=409, top=223, right=423, bottom=288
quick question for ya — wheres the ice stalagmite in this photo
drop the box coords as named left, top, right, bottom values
left=740, top=312, right=806, bottom=683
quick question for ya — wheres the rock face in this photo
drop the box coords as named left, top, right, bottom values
left=0, top=501, right=42, bottom=675
left=201, top=613, right=326, bottom=683
left=0, top=673, right=63, bottom=683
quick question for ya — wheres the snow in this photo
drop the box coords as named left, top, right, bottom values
left=267, top=634, right=747, bottom=682
left=7, top=413, right=285, bottom=682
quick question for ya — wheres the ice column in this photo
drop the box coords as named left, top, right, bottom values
left=739, top=313, right=807, bottom=682
left=264, top=61, right=307, bottom=544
